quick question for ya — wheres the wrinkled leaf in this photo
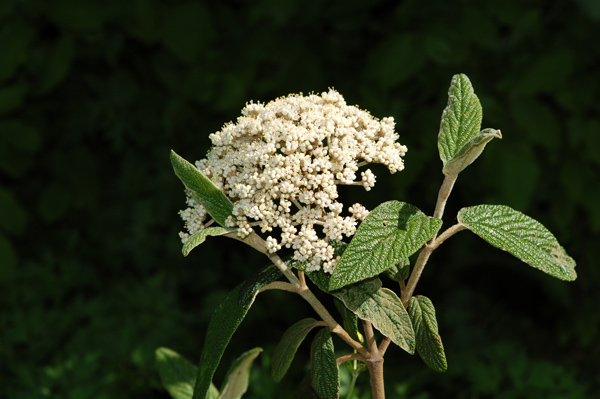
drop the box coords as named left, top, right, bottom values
left=272, top=318, right=320, bottom=382
left=192, top=266, right=281, bottom=399
left=458, top=205, right=576, bottom=281
left=155, top=347, right=218, bottom=399
left=171, top=150, right=233, bottom=226
left=442, top=128, right=502, bottom=176
left=182, top=227, right=235, bottom=256
left=334, top=298, right=362, bottom=343
left=407, top=296, right=447, bottom=372
left=438, top=74, right=482, bottom=166
left=383, top=258, right=410, bottom=282
left=330, top=201, right=442, bottom=290
left=310, top=329, right=339, bottom=399
left=219, top=347, right=262, bottom=399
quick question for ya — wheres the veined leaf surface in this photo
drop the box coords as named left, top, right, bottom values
left=407, top=296, right=447, bottom=372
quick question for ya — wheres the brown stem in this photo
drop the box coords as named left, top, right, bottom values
left=336, top=352, right=366, bottom=365
left=430, top=223, right=467, bottom=251
left=258, top=281, right=298, bottom=294
left=363, top=320, right=385, bottom=399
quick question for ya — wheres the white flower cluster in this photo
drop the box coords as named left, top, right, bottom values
left=179, top=89, right=407, bottom=272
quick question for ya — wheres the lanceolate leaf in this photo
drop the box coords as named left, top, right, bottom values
left=330, top=201, right=442, bottom=290
left=272, top=318, right=320, bottom=382
left=310, top=329, right=340, bottom=399
left=182, top=227, right=235, bottom=256
left=192, top=266, right=282, bottom=399
left=442, top=128, right=502, bottom=176
left=334, top=298, right=362, bottom=343
left=438, top=74, right=482, bottom=166
left=407, top=296, right=447, bottom=372
left=219, top=348, right=262, bottom=399
left=155, top=347, right=218, bottom=399
left=171, top=150, right=234, bottom=226
left=458, top=205, right=577, bottom=281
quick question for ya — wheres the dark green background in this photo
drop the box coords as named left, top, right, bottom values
left=2, top=0, right=599, bottom=398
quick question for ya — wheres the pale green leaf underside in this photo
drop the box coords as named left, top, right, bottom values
left=310, top=329, right=340, bottom=399
left=330, top=201, right=442, bottom=290
left=183, top=227, right=235, bottom=256
left=458, top=205, right=577, bottom=281
left=155, top=347, right=218, bottom=399
left=438, top=74, right=482, bottom=165
left=171, top=149, right=234, bottom=226
left=219, top=348, right=262, bottom=399
left=193, top=266, right=282, bottom=399
left=272, top=318, right=320, bottom=382
left=442, top=128, right=502, bottom=176
left=407, top=296, right=447, bottom=372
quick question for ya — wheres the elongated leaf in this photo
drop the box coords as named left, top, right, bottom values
left=310, top=329, right=340, bottom=399
left=155, top=347, right=218, bottom=399
left=183, top=227, right=235, bottom=256
left=171, top=150, right=234, bottom=226
left=442, top=128, right=502, bottom=176
left=438, top=74, right=482, bottom=165
left=330, top=201, right=442, bottom=290
left=271, top=318, right=320, bottom=382
left=193, top=266, right=282, bottom=399
left=219, top=348, right=262, bottom=399
left=294, top=373, right=319, bottom=399
left=407, top=296, right=447, bottom=372
left=458, top=205, right=576, bottom=281
left=333, top=298, right=362, bottom=343
left=383, top=258, right=410, bottom=282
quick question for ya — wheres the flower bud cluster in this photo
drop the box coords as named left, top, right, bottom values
left=179, top=89, right=407, bottom=272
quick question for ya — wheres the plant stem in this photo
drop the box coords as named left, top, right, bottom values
left=363, top=320, right=385, bottom=399
left=430, top=223, right=467, bottom=250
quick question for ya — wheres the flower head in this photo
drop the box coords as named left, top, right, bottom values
left=179, top=89, right=407, bottom=272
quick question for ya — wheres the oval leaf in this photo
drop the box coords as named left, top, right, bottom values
left=156, top=347, right=218, bottom=399
left=171, top=150, right=233, bottom=226
left=438, top=74, right=482, bottom=165
left=310, top=329, right=340, bottom=399
left=407, top=296, right=447, bottom=372
left=458, top=205, right=577, bottom=281
left=219, top=347, right=262, bottom=399
left=330, top=201, right=442, bottom=290
left=193, top=265, right=282, bottom=399
left=442, top=128, right=502, bottom=176
left=272, top=318, right=320, bottom=382
left=183, top=227, right=235, bottom=256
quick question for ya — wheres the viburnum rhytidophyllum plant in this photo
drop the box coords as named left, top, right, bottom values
left=156, top=75, right=577, bottom=399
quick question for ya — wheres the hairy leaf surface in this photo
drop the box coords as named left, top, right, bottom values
left=182, top=227, right=235, bottom=256
left=458, top=205, right=576, bottom=281
left=330, top=201, right=442, bottom=290
left=272, top=318, right=320, bottom=382
left=408, top=296, right=447, bottom=372
left=155, top=347, right=218, bottom=399
left=443, top=128, right=502, bottom=176
left=310, top=329, right=340, bottom=399
left=219, top=347, right=262, bottom=399
left=171, top=149, right=233, bottom=226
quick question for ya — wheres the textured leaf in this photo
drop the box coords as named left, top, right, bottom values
left=407, top=296, right=447, bottom=372
left=219, top=347, right=262, bottom=399
left=192, top=266, right=282, bottom=399
left=334, top=298, right=362, bottom=343
left=182, top=227, right=235, bottom=256
left=330, top=201, right=442, bottom=290
left=383, top=258, right=410, bottom=282
left=155, top=347, right=218, bottom=399
left=272, top=318, right=320, bottom=382
left=442, top=128, right=502, bottom=176
left=337, top=285, right=415, bottom=354
left=310, top=329, right=340, bottom=399
left=170, top=150, right=233, bottom=226
left=458, top=205, right=577, bottom=281
left=294, top=373, right=319, bottom=399
left=438, top=74, right=482, bottom=165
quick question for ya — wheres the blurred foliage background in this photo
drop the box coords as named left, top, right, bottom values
left=1, top=0, right=599, bottom=398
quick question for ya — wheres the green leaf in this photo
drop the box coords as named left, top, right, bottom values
left=383, top=258, right=410, bottom=282
left=334, top=298, right=362, bottom=343
left=170, top=150, right=234, bottom=226
left=294, top=373, right=319, bottom=399
left=438, top=74, right=482, bottom=166
left=458, top=205, right=577, bottom=281
left=183, top=227, right=235, bottom=256
left=219, top=348, right=262, bottom=399
left=272, top=318, right=320, bottom=382
left=337, top=284, right=415, bottom=354
left=442, top=128, right=502, bottom=176
left=192, top=266, right=282, bottom=399
left=407, top=296, right=447, bottom=372
left=310, top=329, right=340, bottom=399
left=330, top=201, right=442, bottom=290
left=155, top=347, right=218, bottom=399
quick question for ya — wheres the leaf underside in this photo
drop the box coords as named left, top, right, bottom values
left=182, top=227, right=235, bottom=256
left=458, top=204, right=576, bottom=281
left=156, top=347, right=201, bottom=399
left=219, top=347, right=262, bottom=399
